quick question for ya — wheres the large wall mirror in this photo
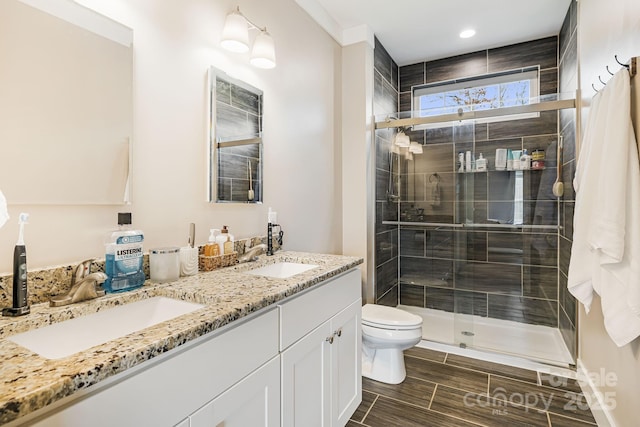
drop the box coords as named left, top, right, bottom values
left=208, top=67, right=263, bottom=204
left=0, top=0, right=133, bottom=205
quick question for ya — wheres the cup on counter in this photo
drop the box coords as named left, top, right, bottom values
left=150, top=247, right=180, bottom=283
left=179, top=246, right=199, bottom=276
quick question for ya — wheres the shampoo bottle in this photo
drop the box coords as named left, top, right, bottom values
left=104, top=212, right=145, bottom=293
left=475, top=153, right=487, bottom=172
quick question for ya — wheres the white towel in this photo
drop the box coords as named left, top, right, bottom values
left=568, top=69, right=640, bottom=347
left=429, top=177, right=441, bottom=207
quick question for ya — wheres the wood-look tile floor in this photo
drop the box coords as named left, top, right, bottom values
left=349, top=347, right=597, bottom=427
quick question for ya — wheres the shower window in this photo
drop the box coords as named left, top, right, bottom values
left=412, top=68, right=539, bottom=122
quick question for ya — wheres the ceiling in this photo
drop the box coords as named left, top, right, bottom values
left=295, top=0, right=572, bottom=66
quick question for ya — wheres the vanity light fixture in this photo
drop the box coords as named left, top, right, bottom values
left=221, top=6, right=276, bottom=69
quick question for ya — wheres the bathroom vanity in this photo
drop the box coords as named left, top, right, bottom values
left=0, top=252, right=363, bottom=426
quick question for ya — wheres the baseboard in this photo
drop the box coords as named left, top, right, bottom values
left=576, top=358, right=617, bottom=427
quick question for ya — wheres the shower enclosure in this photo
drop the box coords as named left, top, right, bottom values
left=374, top=96, right=577, bottom=366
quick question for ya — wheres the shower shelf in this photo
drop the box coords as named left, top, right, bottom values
left=382, top=221, right=561, bottom=231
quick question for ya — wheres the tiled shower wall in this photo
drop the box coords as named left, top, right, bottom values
left=373, top=38, right=400, bottom=306
left=396, top=36, right=568, bottom=329
left=558, top=0, right=578, bottom=358
left=215, top=76, right=262, bottom=202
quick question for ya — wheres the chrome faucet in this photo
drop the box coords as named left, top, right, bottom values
left=238, top=244, right=267, bottom=263
left=50, top=259, right=108, bottom=307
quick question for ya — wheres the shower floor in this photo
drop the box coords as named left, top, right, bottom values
left=399, top=305, right=574, bottom=367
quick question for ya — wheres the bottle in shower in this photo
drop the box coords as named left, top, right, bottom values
left=104, top=212, right=145, bottom=293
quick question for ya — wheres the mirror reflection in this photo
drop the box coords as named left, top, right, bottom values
left=208, top=67, right=263, bottom=203
left=0, top=0, right=133, bottom=205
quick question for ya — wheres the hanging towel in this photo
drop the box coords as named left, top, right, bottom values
left=429, top=175, right=441, bottom=207
left=568, top=69, right=640, bottom=347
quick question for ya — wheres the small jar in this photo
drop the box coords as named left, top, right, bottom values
left=150, top=247, right=180, bottom=283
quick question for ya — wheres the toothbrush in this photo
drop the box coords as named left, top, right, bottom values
left=2, top=213, right=30, bottom=316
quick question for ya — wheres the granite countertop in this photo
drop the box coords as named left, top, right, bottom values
left=0, top=251, right=363, bottom=425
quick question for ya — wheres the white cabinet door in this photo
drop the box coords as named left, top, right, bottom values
left=330, top=300, right=362, bottom=427
left=190, top=356, right=281, bottom=427
left=281, top=321, right=332, bottom=427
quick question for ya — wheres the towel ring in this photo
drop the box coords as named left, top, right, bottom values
left=429, top=173, right=440, bottom=183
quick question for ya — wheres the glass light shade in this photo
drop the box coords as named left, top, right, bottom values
left=395, top=131, right=410, bottom=147
left=409, top=141, right=423, bottom=154
left=221, top=12, right=249, bottom=53
left=250, top=31, right=276, bottom=69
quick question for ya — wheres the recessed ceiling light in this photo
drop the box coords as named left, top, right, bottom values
left=459, top=29, right=476, bottom=39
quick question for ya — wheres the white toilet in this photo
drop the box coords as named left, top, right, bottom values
left=361, top=304, right=423, bottom=384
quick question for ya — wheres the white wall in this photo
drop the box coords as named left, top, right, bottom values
left=578, top=0, right=640, bottom=425
left=0, top=0, right=343, bottom=273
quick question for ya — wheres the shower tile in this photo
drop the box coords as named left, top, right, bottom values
left=455, top=201, right=488, bottom=224
left=559, top=272, right=577, bottom=326
left=475, top=123, right=489, bottom=142
left=559, top=310, right=576, bottom=359
left=559, top=2, right=572, bottom=62
left=230, top=84, right=261, bottom=116
left=376, top=229, right=396, bottom=265
left=488, top=110, right=558, bottom=140
left=453, top=230, right=488, bottom=262
left=524, top=200, right=558, bottom=226
left=523, top=265, right=558, bottom=300
left=487, top=36, right=557, bottom=72
left=488, top=294, right=558, bottom=327
left=425, top=126, right=454, bottom=145
left=375, top=169, right=389, bottom=202
left=455, top=290, right=488, bottom=316
left=540, top=68, right=559, bottom=95
left=487, top=232, right=525, bottom=265
left=400, top=283, right=425, bottom=307
left=405, top=127, right=425, bottom=145
left=562, top=159, right=576, bottom=201
left=559, top=235, right=572, bottom=276
left=374, top=37, right=394, bottom=85
left=375, top=201, right=398, bottom=233
left=522, top=233, right=558, bottom=267
left=560, top=35, right=578, bottom=93
left=399, top=91, right=412, bottom=113
left=426, top=51, right=488, bottom=83
left=455, top=261, right=522, bottom=295
left=400, top=229, right=426, bottom=257
left=561, top=120, right=576, bottom=163
left=375, top=135, right=392, bottom=171
left=430, top=384, right=550, bottom=427
left=377, top=284, right=399, bottom=307
left=425, top=228, right=454, bottom=259
left=452, top=122, right=475, bottom=144
left=425, top=286, right=454, bottom=312
left=403, top=173, right=426, bottom=202
left=472, top=173, right=488, bottom=200
left=522, top=169, right=544, bottom=201
left=399, top=62, right=425, bottom=92
left=376, top=259, right=398, bottom=299
left=562, top=201, right=575, bottom=241
left=416, top=143, right=454, bottom=174
left=400, top=257, right=454, bottom=287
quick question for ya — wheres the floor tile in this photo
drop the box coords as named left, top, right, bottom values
left=430, top=384, right=550, bottom=427
left=405, top=346, right=448, bottom=363
left=405, top=355, right=489, bottom=395
left=445, top=353, right=539, bottom=385
left=351, top=390, right=377, bottom=423
left=363, top=395, right=478, bottom=427
left=548, top=413, right=597, bottom=426
left=538, top=372, right=583, bottom=394
left=346, top=420, right=371, bottom=427
left=489, top=376, right=596, bottom=424
left=363, top=375, right=435, bottom=409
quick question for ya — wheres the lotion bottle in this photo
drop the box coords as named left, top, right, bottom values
left=217, top=226, right=234, bottom=255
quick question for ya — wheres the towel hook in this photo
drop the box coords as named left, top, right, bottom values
left=606, top=65, right=615, bottom=75
left=615, top=54, right=630, bottom=69
left=598, top=75, right=606, bottom=85
left=592, top=83, right=599, bottom=93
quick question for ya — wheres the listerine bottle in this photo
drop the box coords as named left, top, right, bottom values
left=104, top=212, right=145, bottom=293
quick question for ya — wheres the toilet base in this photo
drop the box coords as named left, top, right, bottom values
left=361, top=346, right=407, bottom=384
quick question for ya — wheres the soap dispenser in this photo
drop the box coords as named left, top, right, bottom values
left=217, top=226, right=234, bottom=255
left=204, top=228, right=220, bottom=256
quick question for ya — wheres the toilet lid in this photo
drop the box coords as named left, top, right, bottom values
left=362, top=304, right=422, bottom=329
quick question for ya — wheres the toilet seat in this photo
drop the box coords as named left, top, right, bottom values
left=362, top=304, right=422, bottom=330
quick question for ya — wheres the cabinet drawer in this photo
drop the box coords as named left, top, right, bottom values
left=279, top=269, right=360, bottom=350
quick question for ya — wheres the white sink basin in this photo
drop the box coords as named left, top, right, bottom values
left=8, top=296, right=204, bottom=359
left=246, top=262, right=319, bottom=279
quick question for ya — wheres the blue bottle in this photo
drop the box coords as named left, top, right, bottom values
left=104, top=213, right=145, bottom=293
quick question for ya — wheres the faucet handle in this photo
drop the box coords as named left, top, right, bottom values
left=71, top=259, right=95, bottom=286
